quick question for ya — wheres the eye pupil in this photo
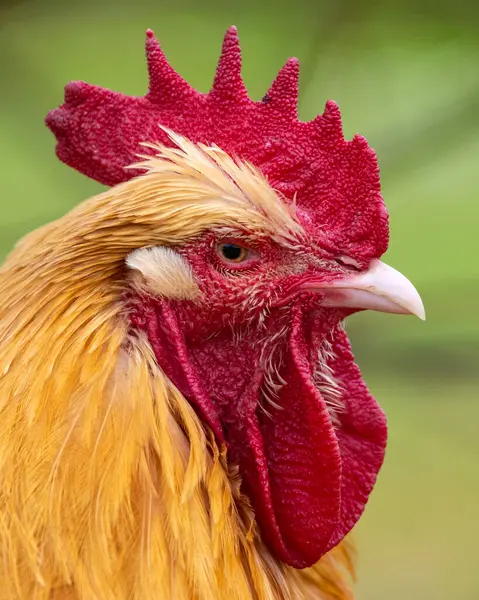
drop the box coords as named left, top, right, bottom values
left=222, top=244, right=242, bottom=260
left=218, top=243, right=249, bottom=263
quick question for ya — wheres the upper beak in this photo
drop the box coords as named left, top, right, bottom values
left=302, top=259, right=426, bottom=320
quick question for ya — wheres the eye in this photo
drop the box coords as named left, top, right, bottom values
left=217, top=243, right=250, bottom=263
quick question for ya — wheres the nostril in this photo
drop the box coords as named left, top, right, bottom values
left=334, top=256, right=362, bottom=271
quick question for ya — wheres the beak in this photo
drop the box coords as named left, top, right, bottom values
left=303, top=259, right=426, bottom=320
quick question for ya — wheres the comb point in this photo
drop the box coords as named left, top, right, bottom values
left=315, top=99, right=344, bottom=142
left=351, top=133, right=368, bottom=148
left=264, top=58, right=299, bottom=115
left=210, top=25, right=248, bottom=103
left=145, top=28, right=193, bottom=104
left=63, top=80, right=92, bottom=105
left=322, top=100, right=341, bottom=121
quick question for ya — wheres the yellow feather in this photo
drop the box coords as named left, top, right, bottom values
left=0, top=133, right=355, bottom=599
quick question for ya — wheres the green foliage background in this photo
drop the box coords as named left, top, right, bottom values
left=1, top=1, right=478, bottom=598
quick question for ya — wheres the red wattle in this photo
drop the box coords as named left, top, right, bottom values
left=132, top=296, right=388, bottom=568
left=322, top=327, right=388, bottom=548
left=244, top=304, right=342, bottom=567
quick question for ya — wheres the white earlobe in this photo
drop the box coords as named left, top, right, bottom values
left=126, top=246, right=200, bottom=300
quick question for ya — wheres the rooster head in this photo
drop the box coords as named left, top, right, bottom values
left=45, top=27, right=425, bottom=569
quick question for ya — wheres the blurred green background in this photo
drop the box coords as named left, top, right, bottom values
left=1, top=1, right=478, bottom=598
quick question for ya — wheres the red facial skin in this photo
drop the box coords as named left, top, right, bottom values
left=46, top=27, right=390, bottom=568
left=129, top=233, right=388, bottom=568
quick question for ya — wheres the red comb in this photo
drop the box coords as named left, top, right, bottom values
left=46, top=26, right=389, bottom=260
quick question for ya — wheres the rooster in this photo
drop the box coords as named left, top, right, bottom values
left=0, top=26, right=424, bottom=600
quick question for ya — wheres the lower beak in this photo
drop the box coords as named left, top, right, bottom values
left=303, top=259, right=425, bottom=320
